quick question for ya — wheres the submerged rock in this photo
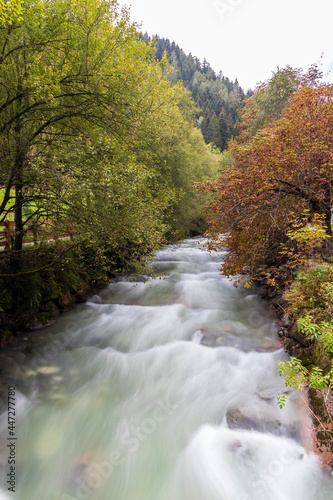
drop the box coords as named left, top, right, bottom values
left=216, top=335, right=256, bottom=352
left=226, top=408, right=300, bottom=440
left=37, top=366, right=61, bottom=375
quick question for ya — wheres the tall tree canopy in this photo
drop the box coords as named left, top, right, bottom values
left=0, top=0, right=218, bottom=258
left=197, top=69, right=333, bottom=282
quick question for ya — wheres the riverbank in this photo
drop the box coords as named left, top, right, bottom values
left=0, top=230, right=206, bottom=345
left=256, top=281, right=333, bottom=471
left=0, top=241, right=136, bottom=347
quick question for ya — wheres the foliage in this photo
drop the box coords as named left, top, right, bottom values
left=276, top=301, right=333, bottom=405
left=219, top=149, right=234, bottom=173
left=277, top=357, right=308, bottom=390
left=0, top=240, right=123, bottom=333
left=0, top=0, right=23, bottom=25
left=238, top=64, right=324, bottom=140
left=238, top=66, right=301, bottom=139
left=0, top=0, right=221, bottom=334
left=141, top=34, right=246, bottom=151
left=284, top=263, right=333, bottom=319
left=196, top=74, right=333, bottom=282
left=277, top=355, right=333, bottom=397
left=276, top=394, right=288, bottom=410
left=0, top=0, right=219, bottom=261
left=158, top=123, right=220, bottom=240
left=281, top=212, right=327, bottom=266
left=276, top=264, right=333, bottom=405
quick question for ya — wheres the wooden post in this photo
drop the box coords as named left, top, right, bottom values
left=32, top=221, right=38, bottom=246
left=54, top=221, right=59, bottom=242
left=4, top=220, right=10, bottom=251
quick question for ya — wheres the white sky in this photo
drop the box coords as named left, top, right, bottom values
left=116, top=0, right=333, bottom=91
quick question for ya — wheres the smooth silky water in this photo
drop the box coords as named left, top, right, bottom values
left=0, top=238, right=332, bottom=500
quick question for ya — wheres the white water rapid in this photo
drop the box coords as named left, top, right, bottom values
left=0, top=238, right=332, bottom=500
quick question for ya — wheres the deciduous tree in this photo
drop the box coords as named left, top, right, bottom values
left=197, top=77, right=333, bottom=281
left=0, top=0, right=218, bottom=258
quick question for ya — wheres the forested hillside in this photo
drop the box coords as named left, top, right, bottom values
left=141, top=34, right=250, bottom=150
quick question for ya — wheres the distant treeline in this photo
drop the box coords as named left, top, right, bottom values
left=141, top=34, right=253, bottom=150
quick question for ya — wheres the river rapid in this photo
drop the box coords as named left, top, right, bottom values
left=0, top=238, right=333, bottom=500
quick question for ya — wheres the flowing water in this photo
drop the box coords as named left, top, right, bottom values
left=0, top=238, right=333, bottom=500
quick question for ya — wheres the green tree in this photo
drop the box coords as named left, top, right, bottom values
left=237, top=65, right=323, bottom=140
left=147, top=36, right=246, bottom=150
left=218, top=108, right=232, bottom=150
left=158, top=121, right=220, bottom=240
left=0, top=0, right=23, bottom=25
left=0, top=0, right=212, bottom=258
left=1, top=0, right=140, bottom=249
left=204, top=111, right=221, bottom=149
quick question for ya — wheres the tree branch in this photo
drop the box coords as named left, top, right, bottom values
left=0, top=92, right=25, bottom=113
left=0, top=174, right=15, bottom=217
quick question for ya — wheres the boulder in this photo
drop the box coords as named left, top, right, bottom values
left=226, top=408, right=300, bottom=440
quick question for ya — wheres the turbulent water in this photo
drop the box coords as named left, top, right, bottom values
left=0, top=238, right=333, bottom=500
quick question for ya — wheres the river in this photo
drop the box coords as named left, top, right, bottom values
left=0, top=238, right=332, bottom=500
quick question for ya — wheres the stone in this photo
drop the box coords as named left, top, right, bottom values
left=226, top=408, right=300, bottom=440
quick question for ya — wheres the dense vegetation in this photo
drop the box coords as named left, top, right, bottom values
left=2, top=1, right=330, bottom=407
left=141, top=34, right=249, bottom=151
left=0, top=0, right=332, bottom=464
left=197, top=66, right=333, bottom=397
left=0, top=0, right=227, bottom=336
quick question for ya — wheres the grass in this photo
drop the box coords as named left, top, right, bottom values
left=0, top=188, right=70, bottom=249
left=0, top=187, right=42, bottom=222
left=0, top=187, right=15, bottom=221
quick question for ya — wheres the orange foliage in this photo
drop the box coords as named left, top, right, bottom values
left=196, top=84, right=333, bottom=281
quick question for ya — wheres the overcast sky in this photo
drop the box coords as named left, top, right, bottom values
left=116, top=0, right=333, bottom=91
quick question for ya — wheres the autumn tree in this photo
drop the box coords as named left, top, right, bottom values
left=197, top=74, right=333, bottom=282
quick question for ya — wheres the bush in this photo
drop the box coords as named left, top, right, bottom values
left=284, top=262, right=333, bottom=321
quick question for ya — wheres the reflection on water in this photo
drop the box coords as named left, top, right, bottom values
left=0, top=238, right=332, bottom=499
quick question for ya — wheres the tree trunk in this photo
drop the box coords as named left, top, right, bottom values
left=323, top=183, right=331, bottom=237
left=14, top=182, right=24, bottom=251
left=307, top=183, right=331, bottom=237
